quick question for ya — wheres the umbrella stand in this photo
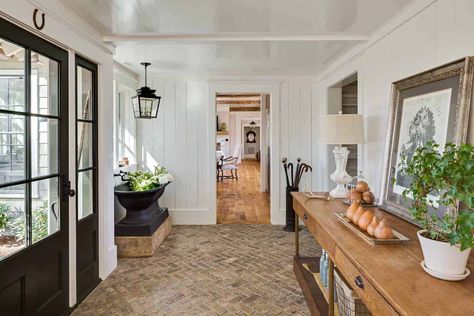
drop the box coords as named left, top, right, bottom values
left=283, top=185, right=301, bottom=232
left=282, top=158, right=311, bottom=232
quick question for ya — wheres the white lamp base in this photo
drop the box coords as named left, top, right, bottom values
left=329, top=145, right=353, bottom=198
left=329, top=185, right=350, bottom=199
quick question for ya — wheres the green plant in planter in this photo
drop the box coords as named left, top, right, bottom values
left=400, top=142, right=474, bottom=251
left=127, top=165, right=174, bottom=192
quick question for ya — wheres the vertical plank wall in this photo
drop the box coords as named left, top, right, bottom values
left=279, top=82, right=313, bottom=211
left=137, top=79, right=315, bottom=224
left=137, top=80, right=210, bottom=223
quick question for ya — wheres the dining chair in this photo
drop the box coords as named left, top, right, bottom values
left=219, top=144, right=242, bottom=181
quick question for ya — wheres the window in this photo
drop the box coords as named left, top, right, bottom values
left=113, top=82, right=136, bottom=167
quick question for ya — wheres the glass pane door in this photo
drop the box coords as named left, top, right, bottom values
left=0, top=44, right=61, bottom=255
left=77, top=64, right=96, bottom=220
left=75, top=55, right=99, bottom=303
left=0, top=17, right=69, bottom=314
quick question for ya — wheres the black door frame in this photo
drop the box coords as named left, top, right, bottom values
left=75, top=55, right=100, bottom=303
left=0, top=17, right=70, bottom=315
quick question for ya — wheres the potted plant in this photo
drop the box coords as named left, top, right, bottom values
left=114, top=165, right=174, bottom=225
left=400, top=142, right=474, bottom=279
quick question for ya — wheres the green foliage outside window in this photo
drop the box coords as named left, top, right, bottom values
left=12, top=202, right=49, bottom=243
left=0, top=202, right=11, bottom=230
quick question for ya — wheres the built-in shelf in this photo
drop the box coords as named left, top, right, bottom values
left=294, top=256, right=339, bottom=316
left=342, top=80, right=358, bottom=176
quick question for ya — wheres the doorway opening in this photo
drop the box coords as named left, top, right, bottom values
left=215, top=93, right=270, bottom=224
left=326, top=73, right=360, bottom=185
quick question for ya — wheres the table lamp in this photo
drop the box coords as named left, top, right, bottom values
left=319, top=112, right=365, bottom=198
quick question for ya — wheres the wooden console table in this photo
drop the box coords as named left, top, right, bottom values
left=292, top=192, right=474, bottom=316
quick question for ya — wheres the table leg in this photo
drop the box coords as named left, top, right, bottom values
left=295, top=215, right=299, bottom=257
left=328, top=258, right=334, bottom=316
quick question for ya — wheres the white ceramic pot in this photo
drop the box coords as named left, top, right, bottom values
left=417, top=230, right=471, bottom=276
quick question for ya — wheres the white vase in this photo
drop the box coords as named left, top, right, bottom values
left=417, top=230, right=471, bottom=276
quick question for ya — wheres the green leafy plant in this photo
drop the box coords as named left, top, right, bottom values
left=400, top=142, right=474, bottom=251
left=0, top=202, right=11, bottom=230
left=12, top=203, right=49, bottom=243
left=127, top=165, right=174, bottom=192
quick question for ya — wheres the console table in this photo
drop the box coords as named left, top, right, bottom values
left=291, top=192, right=474, bottom=316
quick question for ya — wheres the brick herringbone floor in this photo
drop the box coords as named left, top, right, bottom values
left=73, top=225, right=321, bottom=316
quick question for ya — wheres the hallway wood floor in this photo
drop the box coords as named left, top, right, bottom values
left=217, top=159, right=270, bottom=224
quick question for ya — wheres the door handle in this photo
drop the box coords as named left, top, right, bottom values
left=355, top=275, right=364, bottom=289
left=62, top=177, right=75, bottom=200
left=68, top=188, right=76, bottom=197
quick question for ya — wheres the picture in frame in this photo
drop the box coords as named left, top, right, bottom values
left=381, top=57, right=474, bottom=224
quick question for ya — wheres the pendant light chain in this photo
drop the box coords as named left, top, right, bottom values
left=144, top=64, right=148, bottom=87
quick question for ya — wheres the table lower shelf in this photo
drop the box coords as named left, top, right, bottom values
left=294, top=256, right=339, bottom=316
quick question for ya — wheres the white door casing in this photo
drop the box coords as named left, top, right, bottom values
left=208, top=81, right=282, bottom=225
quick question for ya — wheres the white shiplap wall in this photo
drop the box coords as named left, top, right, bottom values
left=279, top=82, right=314, bottom=211
left=137, top=80, right=211, bottom=224
left=316, top=0, right=474, bottom=200
left=137, top=78, right=316, bottom=224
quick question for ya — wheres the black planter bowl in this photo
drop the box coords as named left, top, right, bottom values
left=114, top=182, right=169, bottom=226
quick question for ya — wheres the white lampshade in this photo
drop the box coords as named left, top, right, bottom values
left=319, top=113, right=365, bottom=144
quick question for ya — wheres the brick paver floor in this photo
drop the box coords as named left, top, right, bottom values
left=73, top=225, right=320, bottom=315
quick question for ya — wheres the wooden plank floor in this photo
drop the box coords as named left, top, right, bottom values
left=217, top=159, right=270, bottom=224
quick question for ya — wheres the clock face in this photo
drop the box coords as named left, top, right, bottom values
left=246, top=131, right=256, bottom=143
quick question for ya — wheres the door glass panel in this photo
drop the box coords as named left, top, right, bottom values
left=0, top=114, right=25, bottom=184
left=77, top=122, right=92, bottom=169
left=31, top=117, right=58, bottom=177
left=0, top=184, right=26, bottom=259
left=0, top=40, right=25, bottom=112
left=77, top=66, right=93, bottom=120
left=77, top=170, right=93, bottom=220
left=31, top=52, right=59, bottom=116
left=31, top=177, right=59, bottom=244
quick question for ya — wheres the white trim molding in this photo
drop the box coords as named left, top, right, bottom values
left=169, top=209, right=215, bottom=225
left=103, top=33, right=370, bottom=43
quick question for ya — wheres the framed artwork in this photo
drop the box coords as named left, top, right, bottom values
left=381, top=57, right=474, bottom=224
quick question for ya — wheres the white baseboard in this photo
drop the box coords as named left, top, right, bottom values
left=272, top=209, right=286, bottom=225
left=169, top=209, right=216, bottom=225
left=168, top=209, right=286, bottom=225
left=99, top=245, right=117, bottom=279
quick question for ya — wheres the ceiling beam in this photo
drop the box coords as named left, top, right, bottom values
left=229, top=107, right=260, bottom=112
left=217, top=93, right=261, bottom=98
left=217, top=100, right=261, bottom=105
left=217, top=97, right=261, bottom=102
left=103, top=33, right=370, bottom=43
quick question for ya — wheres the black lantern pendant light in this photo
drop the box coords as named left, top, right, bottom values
left=131, top=62, right=161, bottom=119
left=250, top=121, right=256, bottom=130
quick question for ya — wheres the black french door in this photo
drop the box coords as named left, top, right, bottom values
left=0, top=18, right=70, bottom=315
left=75, top=56, right=99, bottom=302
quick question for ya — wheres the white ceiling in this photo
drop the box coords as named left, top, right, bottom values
left=58, top=0, right=414, bottom=76
left=113, top=41, right=353, bottom=76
